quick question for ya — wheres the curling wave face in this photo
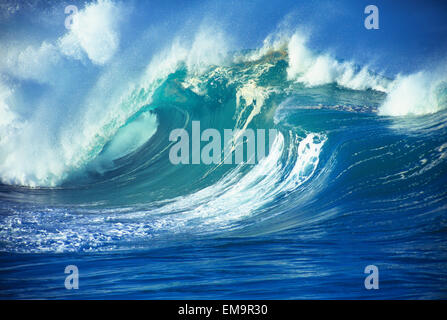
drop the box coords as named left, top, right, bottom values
left=0, top=2, right=446, bottom=257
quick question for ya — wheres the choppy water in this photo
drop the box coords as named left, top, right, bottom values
left=0, top=0, right=446, bottom=299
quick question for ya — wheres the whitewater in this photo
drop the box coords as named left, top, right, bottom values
left=0, top=0, right=446, bottom=299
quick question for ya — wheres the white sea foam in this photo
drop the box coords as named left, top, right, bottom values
left=256, top=30, right=447, bottom=116
left=0, top=1, right=137, bottom=186
left=0, top=131, right=327, bottom=252
left=1, top=13, right=445, bottom=188
left=0, top=0, right=123, bottom=84
left=0, top=19, right=232, bottom=187
left=59, top=0, right=124, bottom=65
left=378, top=71, right=447, bottom=116
left=186, top=27, right=229, bottom=73
left=0, top=41, right=62, bottom=84
left=151, top=131, right=326, bottom=230
left=286, top=33, right=389, bottom=92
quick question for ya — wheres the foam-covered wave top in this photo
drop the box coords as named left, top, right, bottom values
left=0, top=0, right=446, bottom=188
left=0, top=1, right=230, bottom=187
left=242, top=30, right=447, bottom=116
left=0, top=0, right=132, bottom=187
left=286, top=33, right=390, bottom=92
left=379, top=71, right=447, bottom=116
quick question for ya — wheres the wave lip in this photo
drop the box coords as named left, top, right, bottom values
left=2, top=20, right=446, bottom=187
left=286, top=33, right=389, bottom=92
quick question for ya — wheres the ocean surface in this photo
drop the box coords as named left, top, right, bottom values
left=0, top=0, right=446, bottom=299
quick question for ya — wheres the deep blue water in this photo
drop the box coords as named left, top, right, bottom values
left=0, top=0, right=446, bottom=299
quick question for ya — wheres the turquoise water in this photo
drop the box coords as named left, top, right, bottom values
left=0, top=0, right=447, bottom=299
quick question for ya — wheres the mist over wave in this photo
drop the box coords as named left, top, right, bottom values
left=0, top=0, right=446, bottom=299
left=0, top=0, right=445, bottom=187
